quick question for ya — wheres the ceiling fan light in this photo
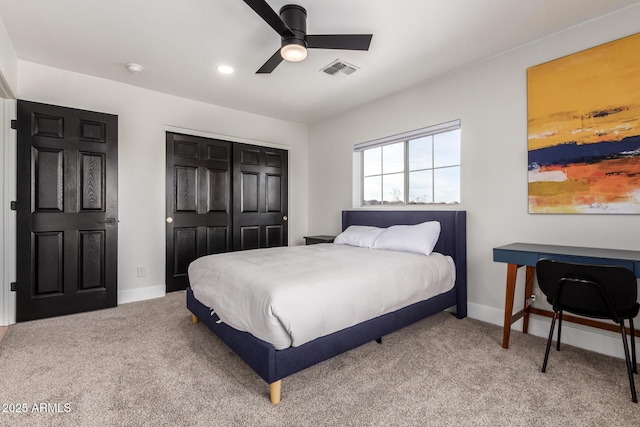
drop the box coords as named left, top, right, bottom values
left=281, top=43, right=307, bottom=62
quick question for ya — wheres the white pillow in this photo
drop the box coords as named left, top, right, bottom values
left=373, top=221, right=441, bottom=255
left=334, top=225, right=384, bottom=248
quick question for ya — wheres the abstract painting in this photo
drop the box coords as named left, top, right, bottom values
left=527, top=32, right=640, bottom=213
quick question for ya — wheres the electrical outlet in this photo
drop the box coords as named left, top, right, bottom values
left=532, top=287, right=543, bottom=304
left=137, top=266, right=146, bottom=278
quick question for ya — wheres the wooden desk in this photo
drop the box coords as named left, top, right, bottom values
left=493, top=243, right=640, bottom=349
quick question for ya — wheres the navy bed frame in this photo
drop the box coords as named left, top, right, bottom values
left=186, top=210, right=467, bottom=403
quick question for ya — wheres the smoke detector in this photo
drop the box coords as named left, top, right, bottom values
left=126, top=63, right=143, bottom=74
left=320, top=59, right=358, bottom=78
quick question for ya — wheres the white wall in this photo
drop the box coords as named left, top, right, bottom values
left=308, top=6, right=640, bottom=358
left=0, top=11, right=17, bottom=326
left=16, top=61, right=308, bottom=309
left=0, top=15, right=17, bottom=97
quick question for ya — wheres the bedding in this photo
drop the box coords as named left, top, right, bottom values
left=188, top=243, right=455, bottom=350
left=373, top=221, right=441, bottom=255
left=333, top=225, right=384, bottom=248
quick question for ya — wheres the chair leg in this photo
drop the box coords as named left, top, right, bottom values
left=542, top=311, right=558, bottom=373
left=557, top=310, right=563, bottom=351
left=619, top=321, right=637, bottom=403
left=630, top=318, right=637, bottom=374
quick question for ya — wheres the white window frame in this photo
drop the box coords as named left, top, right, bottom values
left=353, top=119, right=461, bottom=207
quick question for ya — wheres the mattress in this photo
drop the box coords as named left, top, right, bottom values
left=188, top=243, right=455, bottom=350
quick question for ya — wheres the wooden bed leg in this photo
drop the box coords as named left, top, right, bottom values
left=191, top=314, right=199, bottom=324
left=270, top=380, right=282, bottom=405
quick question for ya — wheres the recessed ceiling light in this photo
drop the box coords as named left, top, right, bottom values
left=217, top=65, right=234, bottom=74
left=126, top=63, right=143, bottom=74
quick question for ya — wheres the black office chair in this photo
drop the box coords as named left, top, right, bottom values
left=536, top=259, right=639, bottom=403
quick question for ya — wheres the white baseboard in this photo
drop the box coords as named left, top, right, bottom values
left=468, top=302, right=637, bottom=361
left=118, top=285, right=166, bottom=305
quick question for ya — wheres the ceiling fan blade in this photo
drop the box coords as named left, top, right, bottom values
left=306, top=34, right=373, bottom=50
left=256, top=49, right=284, bottom=74
left=243, top=0, right=294, bottom=38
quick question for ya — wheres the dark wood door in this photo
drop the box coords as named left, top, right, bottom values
left=233, top=143, right=288, bottom=250
left=165, top=133, right=232, bottom=292
left=16, top=100, right=118, bottom=321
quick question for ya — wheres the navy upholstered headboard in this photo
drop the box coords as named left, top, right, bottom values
left=341, top=210, right=467, bottom=314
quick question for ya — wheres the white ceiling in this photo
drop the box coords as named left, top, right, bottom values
left=1, top=0, right=639, bottom=124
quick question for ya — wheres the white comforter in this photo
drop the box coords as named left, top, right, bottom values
left=188, top=244, right=455, bottom=350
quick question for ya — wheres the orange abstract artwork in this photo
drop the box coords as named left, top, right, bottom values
left=527, top=32, right=640, bottom=213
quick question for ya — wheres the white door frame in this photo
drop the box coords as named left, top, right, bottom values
left=1, top=96, right=17, bottom=326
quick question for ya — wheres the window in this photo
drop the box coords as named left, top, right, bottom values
left=356, top=120, right=460, bottom=206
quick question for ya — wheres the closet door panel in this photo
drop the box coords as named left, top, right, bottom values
left=233, top=144, right=288, bottom=250
left=166, top=133, right=231, bottom=291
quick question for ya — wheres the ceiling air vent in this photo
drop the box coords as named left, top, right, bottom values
left=321, top=60, right=359, bottom=77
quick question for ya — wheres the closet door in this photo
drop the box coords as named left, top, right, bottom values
left=165, top=133, right=231, bottom=292
left=233, top=143, right=288, bottom=250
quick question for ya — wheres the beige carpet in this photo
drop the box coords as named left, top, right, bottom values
left=0, top=291, right=638, bottom=426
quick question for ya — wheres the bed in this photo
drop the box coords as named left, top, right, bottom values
left=186, top=210, right=467, bottom=404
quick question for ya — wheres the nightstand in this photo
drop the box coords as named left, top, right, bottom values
left=304, top=235, right=336, bottom=245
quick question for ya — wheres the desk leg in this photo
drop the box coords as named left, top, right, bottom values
left=522, top=266, right=535, bottom=334
left=502, top=263, right=518, bottom=349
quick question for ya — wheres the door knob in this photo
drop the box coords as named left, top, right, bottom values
left=283, top=215, right=288, bottom=221
left=166, top=217, right=174, bottom=223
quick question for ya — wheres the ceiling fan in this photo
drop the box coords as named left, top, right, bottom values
left=243, top=0, right=373, bottom=74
